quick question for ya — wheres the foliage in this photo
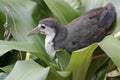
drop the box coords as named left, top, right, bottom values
left=0, top=0, right=120, bottom=80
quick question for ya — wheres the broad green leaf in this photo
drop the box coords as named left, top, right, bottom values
left=0, top=72, right=7, bottom=80
left=47, top=68, right=72, bottom=80
left=0, top=13, right=5, bottom=40
left=0, top=40, right=49, bottom=64
left=0, top=0, right=120, bottom=80
left=64, top=0, right=82, bottom=11
left=64, top=0, right=86, bottom=16
left=99, top=35, right=120, bottom=67
left=86, top=56, right=109, bottom=80
left=66, top=44, right=98, bottom=80
left=57, top=71, right=71, bottom=78
left=0, top=0, right=36, bottom=41
left=5, top=59, right=50, bottom=80
left=106, top=60, right=117, bottom=73
left=0, top=0, right=47, bottom=56
left=32, top=0, right=53, bottom=23
left=0, top=64, right=14, bottom=74
left=0, top=40, right=39, bottom=56
left=56, top=50, right=70, bottom=71
left=96, top=67, right=107, bottom=80
left=4, top=59, right=71, bottom=80
left=90, top=58, right=116, bottom=80
left=44, top=0, right=79, bottom=25
left=81, top=0, right=103, bottom=11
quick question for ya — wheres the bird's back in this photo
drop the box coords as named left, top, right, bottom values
left=63, top=3, right=116, bottom=53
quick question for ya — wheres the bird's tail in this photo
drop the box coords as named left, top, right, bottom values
left=98, top=3, right=116, bottom=30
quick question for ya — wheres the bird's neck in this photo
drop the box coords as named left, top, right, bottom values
left=45, top=30, right=56, bottom=58
left=45, top=22, right=67, bottom=58
left=53, top=23, right=67, bottom=42
left=52, top=25, right=67, bottom=51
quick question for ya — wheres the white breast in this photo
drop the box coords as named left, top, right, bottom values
left=45, top=28, right=56, bottom=58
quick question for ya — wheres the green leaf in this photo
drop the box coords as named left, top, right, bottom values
left=86, top=56, right=109, bottom=80
left=56, top=50, right=70, bottom=71
left=106, top=60, right=117, bottom=73
left=0, top=0, right=47, bottom=56
left=66, top=44, right=98, bottom=80
left=0, top=64, right=14, bottom=74
left=0, top=40, right=39, bottom=56
left=0, top=40, right=49, bottom=65
left=47, top=68, right=72, bottom=80
left=0, top=0, right=120, bottom=80
left=32, top=0, right=53, bottom=23
left=81, top=0, right=103, bottom=10
left=5, top=59, right=50, bottom=80
left=99, top=35, right=120, bottom=67
left=44, top=0, right=79, bottom=25
left=65, top=0, right=82, bottom=9
left=4, top=59, right=72, bottom=80
left=0, top=13, right=5, bottom=40
left=0, top=72, right=7, bottom=80
left=96, top=67, right=107, bottom=80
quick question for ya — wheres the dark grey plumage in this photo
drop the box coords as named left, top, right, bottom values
left=27, top=3, right=116, bottom=53
left=49, top=3, right=116, bottom=53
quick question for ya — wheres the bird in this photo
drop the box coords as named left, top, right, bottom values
left=27, top=3, right=116, bottom=58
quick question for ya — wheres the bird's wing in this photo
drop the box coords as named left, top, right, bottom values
left=64, top=3, right=116, bottom=50
left=83, top=3, right=116, bottom=42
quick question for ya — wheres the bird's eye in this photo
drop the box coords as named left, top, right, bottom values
left=41, top=26, right=46, bottom=29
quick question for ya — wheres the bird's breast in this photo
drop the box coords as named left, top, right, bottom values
left=45, top=34, right=56, bottom=58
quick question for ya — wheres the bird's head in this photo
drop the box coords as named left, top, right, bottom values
left=27, top=18, right=58, bottom=36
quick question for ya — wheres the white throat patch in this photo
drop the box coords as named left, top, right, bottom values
left=45, top=30, right=56, bottom=58
left=38, top=24, right=56, bottom=58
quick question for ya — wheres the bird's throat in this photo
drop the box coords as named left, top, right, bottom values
left=45, top=31, right=56, bottom=58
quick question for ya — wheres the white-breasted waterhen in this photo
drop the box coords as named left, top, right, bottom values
left=27, top=3, right=116, bottom=58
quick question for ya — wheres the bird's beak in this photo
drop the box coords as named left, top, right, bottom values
left=26, top=26, right=40, bottom=36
